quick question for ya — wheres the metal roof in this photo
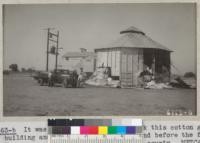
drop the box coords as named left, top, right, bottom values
left=96, top=26, right=172, bottom=52
left=120, top=26, right=145, bottom=35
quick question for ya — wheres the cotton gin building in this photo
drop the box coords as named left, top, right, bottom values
left=95, top=26, right=172, bottom=87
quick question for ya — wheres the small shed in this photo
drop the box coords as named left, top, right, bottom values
left=95, top=26, right=172, bottom=87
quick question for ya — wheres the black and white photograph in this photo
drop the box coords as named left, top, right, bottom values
left=3, top=3, right=197, bottom=116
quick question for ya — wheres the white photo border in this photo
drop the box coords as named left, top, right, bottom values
left=0, top=0, right=199, bottom=121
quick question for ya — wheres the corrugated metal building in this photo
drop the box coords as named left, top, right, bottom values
left=95, top=26, right=172, bottom=87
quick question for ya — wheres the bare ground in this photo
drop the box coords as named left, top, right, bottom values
left=3, top=73, right=196, bottom=116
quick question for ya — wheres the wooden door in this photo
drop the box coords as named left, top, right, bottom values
left=120, top=49, right=139, bottom=87
left=120, top=52, right=134, bottom=87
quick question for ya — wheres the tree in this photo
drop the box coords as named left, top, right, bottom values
left=21, top=68, right=26, bottom=72
left=27, top=68, right=34, bottom=73
left=9, top=64, right=18, bottom=72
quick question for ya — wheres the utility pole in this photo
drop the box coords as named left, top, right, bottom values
left=46, top=28, right=50, bottom=71
left=44, top=28, right=62, bottom=73
left=45, top=29, right=61, bottom=73
left=44, top=28, right=55, bottom=72
left=55, top=31, right=59, bottom=73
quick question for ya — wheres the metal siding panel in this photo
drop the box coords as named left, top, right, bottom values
left=96, top=52, right=101, bottom=67
left=98, top=52, right=107, bottom=67
left=120, top=49, right=134, bottom=87
left=108, top=51, right=112, bottom=67
left=132, top=49, right=139, bottom=86
left=138, top=49, right=143, bottom=73
left=104, top=52, right=108, bottom=67
left=97, top=50, right=120, bottom=76
left=121, top=53, right=127, bottom=73
left=127, top=54, right=133, bottom=73
left=115, top=51, right=120, bottom=76
left=111, top=51, right=116, bottom=76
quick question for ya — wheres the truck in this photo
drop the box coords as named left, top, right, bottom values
left=33, top=69, right=79, bottom=88
left=49, top=70, right=78, bottom=88
left=33, top=71, right=49, bottom=86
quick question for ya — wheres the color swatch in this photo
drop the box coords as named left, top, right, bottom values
left=48, top=119, right=143, bottom=135
left=48, top=119, right=142, bottom=126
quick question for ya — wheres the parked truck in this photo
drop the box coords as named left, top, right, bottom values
left=33, top=69, right=79, bottom=88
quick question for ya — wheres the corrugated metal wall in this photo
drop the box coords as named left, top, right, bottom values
left=96, top=48, right=143, bottom=87
left=96, top=50, right=120, bottom=76
left=120, top=48, right=143, bottom=87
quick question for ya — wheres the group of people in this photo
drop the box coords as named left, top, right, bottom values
left=137, top=65, right=170, bottom=88
left=137, top=66, right=154, bottom=87
left=76, top=68, right=87, bottom=87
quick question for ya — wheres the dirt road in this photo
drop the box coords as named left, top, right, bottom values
left=3, top=73, right=196, bottom=116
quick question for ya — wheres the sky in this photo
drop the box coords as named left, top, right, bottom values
left=3, top=3, right=196, bottom=74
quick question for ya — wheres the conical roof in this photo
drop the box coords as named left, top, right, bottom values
left=97, top=26, right=172, bottom=52
left=120, top=26, right=145, bottom=35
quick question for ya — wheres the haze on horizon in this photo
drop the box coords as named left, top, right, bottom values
left=3, top=3, right=196, bottom=75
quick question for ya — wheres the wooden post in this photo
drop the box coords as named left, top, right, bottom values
left=46, top=28, right=50, bottom=71
left=132, top=53, right=134, bottom=87
left=55, top=31, right=59, bottom=73
left=152, top=50, right=156, bottom=75
left=126, top=52, right=128, bottom=87
left=119, top=49, right=122, bottom=87
left=168, top=52, right=171, bottom=81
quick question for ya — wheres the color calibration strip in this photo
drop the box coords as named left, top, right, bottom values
left=48, top=119, right=143, bottom=135
left=48, top=119, right=143, bottom=143
left=49, top=125, right=143, bottom=135
left=48, top=119, right=142, bottom=126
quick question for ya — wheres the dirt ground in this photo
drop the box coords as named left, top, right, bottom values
left=3, top=73, right=196, bottom=116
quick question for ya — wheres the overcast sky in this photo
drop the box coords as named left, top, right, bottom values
left=3, top=3, right=196, bottom=74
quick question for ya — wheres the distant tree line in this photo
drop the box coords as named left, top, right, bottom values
left=9, top=64, right=18, bottom=72
left=6, top=64, right=35, bottom=73
left=21, top=67, right=35, bottom=73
